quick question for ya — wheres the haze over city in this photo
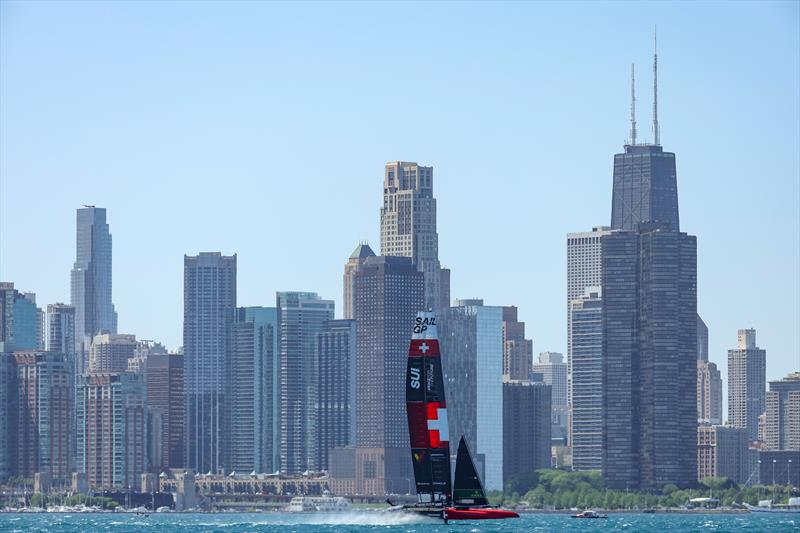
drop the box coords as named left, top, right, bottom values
left=1, top=2, right=798, bottom=411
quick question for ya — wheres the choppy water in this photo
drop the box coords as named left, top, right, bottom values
left=0, top=511, right=796, bottom=532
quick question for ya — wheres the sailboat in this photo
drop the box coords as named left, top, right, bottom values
left=392, top=311, right=519, bottom=522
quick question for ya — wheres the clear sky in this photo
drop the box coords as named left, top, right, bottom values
left=1, top=1, right=798, bottom=398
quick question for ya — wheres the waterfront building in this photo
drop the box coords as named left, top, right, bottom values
left=727, top=329, right=767, bottom=442
left=145, top=352, right=184, bottom=472
left=183, top=252, right=237, bottom=474
left=569, top=287, right=603, bottom=470
left=697, top=360, right=723, bottom=425
left=0, top=282, right=40, bottom=350
left=88, top=332, right=136, bottom=373
left=76, top=372, right=146, bottom=490
left=316, top=319, right=356, bottom=471
left=533, top=351, right=568, bottom=445
left=502, top=379, right=551, bottom=488
left=354, top=255, right=423, bottom=494
left=343, top=243, right=375, bottom=320
left=380, top=161, right=449, bottom=310
left=501, top=306, right=533, bottom=381
left=9, top=352, right=72, bottom=482
left=0, top=350, right=11, bottom=481
left=439, top=300, right=504, bottom=491
left=70, top=206, right=117, bottom=366
left=757, top=450, right=799, bottom=487
left=277, top=292, right=334, bottom=474
left=696, top=425, right=748, bottom=484
left=601, top=224, right=698, bottom=490
left=765, top=372, right=800, bottom=451
left=228, top=307, right=278, bottom=473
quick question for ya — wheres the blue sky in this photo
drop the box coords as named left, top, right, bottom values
left=1, top=1, right=798, bottom=397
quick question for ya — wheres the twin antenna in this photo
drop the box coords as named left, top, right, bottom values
left=629, top=28, right=660, bottom=146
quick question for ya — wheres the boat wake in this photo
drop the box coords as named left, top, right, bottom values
left=261, top=511, right=437, bottom=526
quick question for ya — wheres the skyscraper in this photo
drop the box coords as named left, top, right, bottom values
left=88, top=333, right=136, bottom=373
left=76, top=372, right=146, bottom=490
left=765, top=372, right=800, bottom=451
left=354, top=255, right=424, bottom=494
left=145, top=352, right=184, bottom=472
left=697, top=360, right=723, bottom=425
left=502, top=379, right=551, bottom=488
left=601, top=225, right=698, bottom=490
left=316, top=319, right=356, bottom=472
left=0, top=282, right=40, bottom=350
left=277, top=292, right=334, bottom=474
left=727, top=329, right=766, bottom=442
left=439, top=300, right=504, bottom=491
left=501, top=306, right=533, bottom=381
left=380, top=161, right=450, bottom=310
left=343, top=243, right=375, bottom=320
left=570, top=287, right=603, bottom=470
left=47, top=303, right=75, bottom=359
left=533, top=351, right=568, bottom=445
left=228, top=306, right=278, bottom=473
left=183, top=252, right=236, bottom=474
left=70, top=207, right=117, bottom=365
left=697, top=315, right=709, bottom=362
left=697, top=425, right=748, bottom=484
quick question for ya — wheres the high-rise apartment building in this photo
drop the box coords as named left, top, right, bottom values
left=697, top=425, right=748, bottom=484
left=502, top=380, right=552, bottom=488
left=697, top=315, right=709, bottom=361
left=354, top=255, right=424, bottom=494
left=380, top=161, right=450, bottom=310
left=0, top=282, right=40, bottom=350
left=765, top=372, right=800, bottom=451
left=21, top=293, right=45, bottom=351
left=570, top=287, right=603, bottom=470
left=533, top=351, right=568, bottom=445
left=47, top=303, right=75, bottom=360
left=601, top=225, right=697, bottom=490
left=697, top=360, right=723, bottom=425
left=316, top=319, right=356, bottom=472
left=76, top=372, right=146, bottom=490
left=277, top=292, right=334, bottom=474
left=343, top=244, right=375, bottom=320
left=145, top=352, right=184, bottom=472
left=88, top=333, right=136, bottom=373
left=127, top=340, right=167, bottom=374
left=228, top=307, right=278, bottom=473
left=70, top=207, right=117, bottom=364
left=501, top=306, right=533, bottom=381
left=183, top=252, right=236, bottom=474
left=727, top=329, right=766, bottom=442
left=9, top=352, right=72, bottom=482
left=439, top=301, right=504, bottom=491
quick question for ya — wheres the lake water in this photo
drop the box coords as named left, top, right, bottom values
left=0, top=511, right=796, bottom=532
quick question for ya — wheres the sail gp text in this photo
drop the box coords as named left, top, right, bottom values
left=413, top=316, right=436, bottom=333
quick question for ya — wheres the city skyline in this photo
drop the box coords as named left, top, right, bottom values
left=1, top=1, right=798, bottom=394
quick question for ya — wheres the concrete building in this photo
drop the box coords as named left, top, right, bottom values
left=533, top=352, right=568, bottom=445
left=500, top=306, right=533, bottom=381
left=76, top=372, right=146, bottom=490
left=183, top=252, right=237, bottom=474
left=354, top=255, right=423, bottom=495
left=228, top=307, right=279, bottom=474
left=343, top=243, right=375, bottom=320
left=0, top=282, right=40, bottom=350
left=601, top=225, right=698, bottom=490
left=70, top=207, right=117, bottom=370
left=697, top=425, right=748, bottom=484
left=502, top=380, right=551, bottom=488
left=728, top=329, right=767, bottom=442
left=88, top=333, right=136, bottom=373
left=316, top=320, right=356, bottom=472
left=380, top=161, right=450, bottom=310
left=765, top=372, right=800, bottom=451
left=9, top=352, right=72, bottom=482
left=698, top=360, right=723, bottom=425
left=127, top=340, right=167, bottom=374
left=439, top=301, right=504, bottom=491
left=145, top=352, right=184, bottom=472
left=569, top=287, right=603, bottom=470
left=757, top=450, right=799, bottom=487
left=277, top=292, right=334, bottom=474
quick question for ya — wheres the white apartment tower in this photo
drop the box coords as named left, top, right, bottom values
left=380, top=162, right=450, bottom=310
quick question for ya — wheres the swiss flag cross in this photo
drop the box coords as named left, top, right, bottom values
left=427, top=402, right=449, bottom=448
left=409, top=339, right=440, bottom=357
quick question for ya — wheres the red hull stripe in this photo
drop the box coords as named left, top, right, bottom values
left=408, top=339, right=440, bottom=357
left=445, top=508, right=519, bottom=520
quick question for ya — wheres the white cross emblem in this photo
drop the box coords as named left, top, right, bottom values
left=427, top=408, right=449, bottom=442
left=419, top=342, right=430, bottom=353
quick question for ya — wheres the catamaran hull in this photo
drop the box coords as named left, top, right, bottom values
left=445, top=508, right=520, bottom=520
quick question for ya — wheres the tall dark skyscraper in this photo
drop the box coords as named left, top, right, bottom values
left=502, top=379, right=552, bottom=488
left=183, top=252, right=236, bottom=474
left=145, top=352, right=184, bottom=472
left=70, top=207, right=117, bottom=370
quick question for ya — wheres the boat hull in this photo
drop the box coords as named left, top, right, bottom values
left=445, top=508, right=519, bottom=520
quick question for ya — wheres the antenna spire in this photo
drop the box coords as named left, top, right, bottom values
left=630, top=63, right=637, bottom=146
left=652, top=27, right=660, bottom=145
